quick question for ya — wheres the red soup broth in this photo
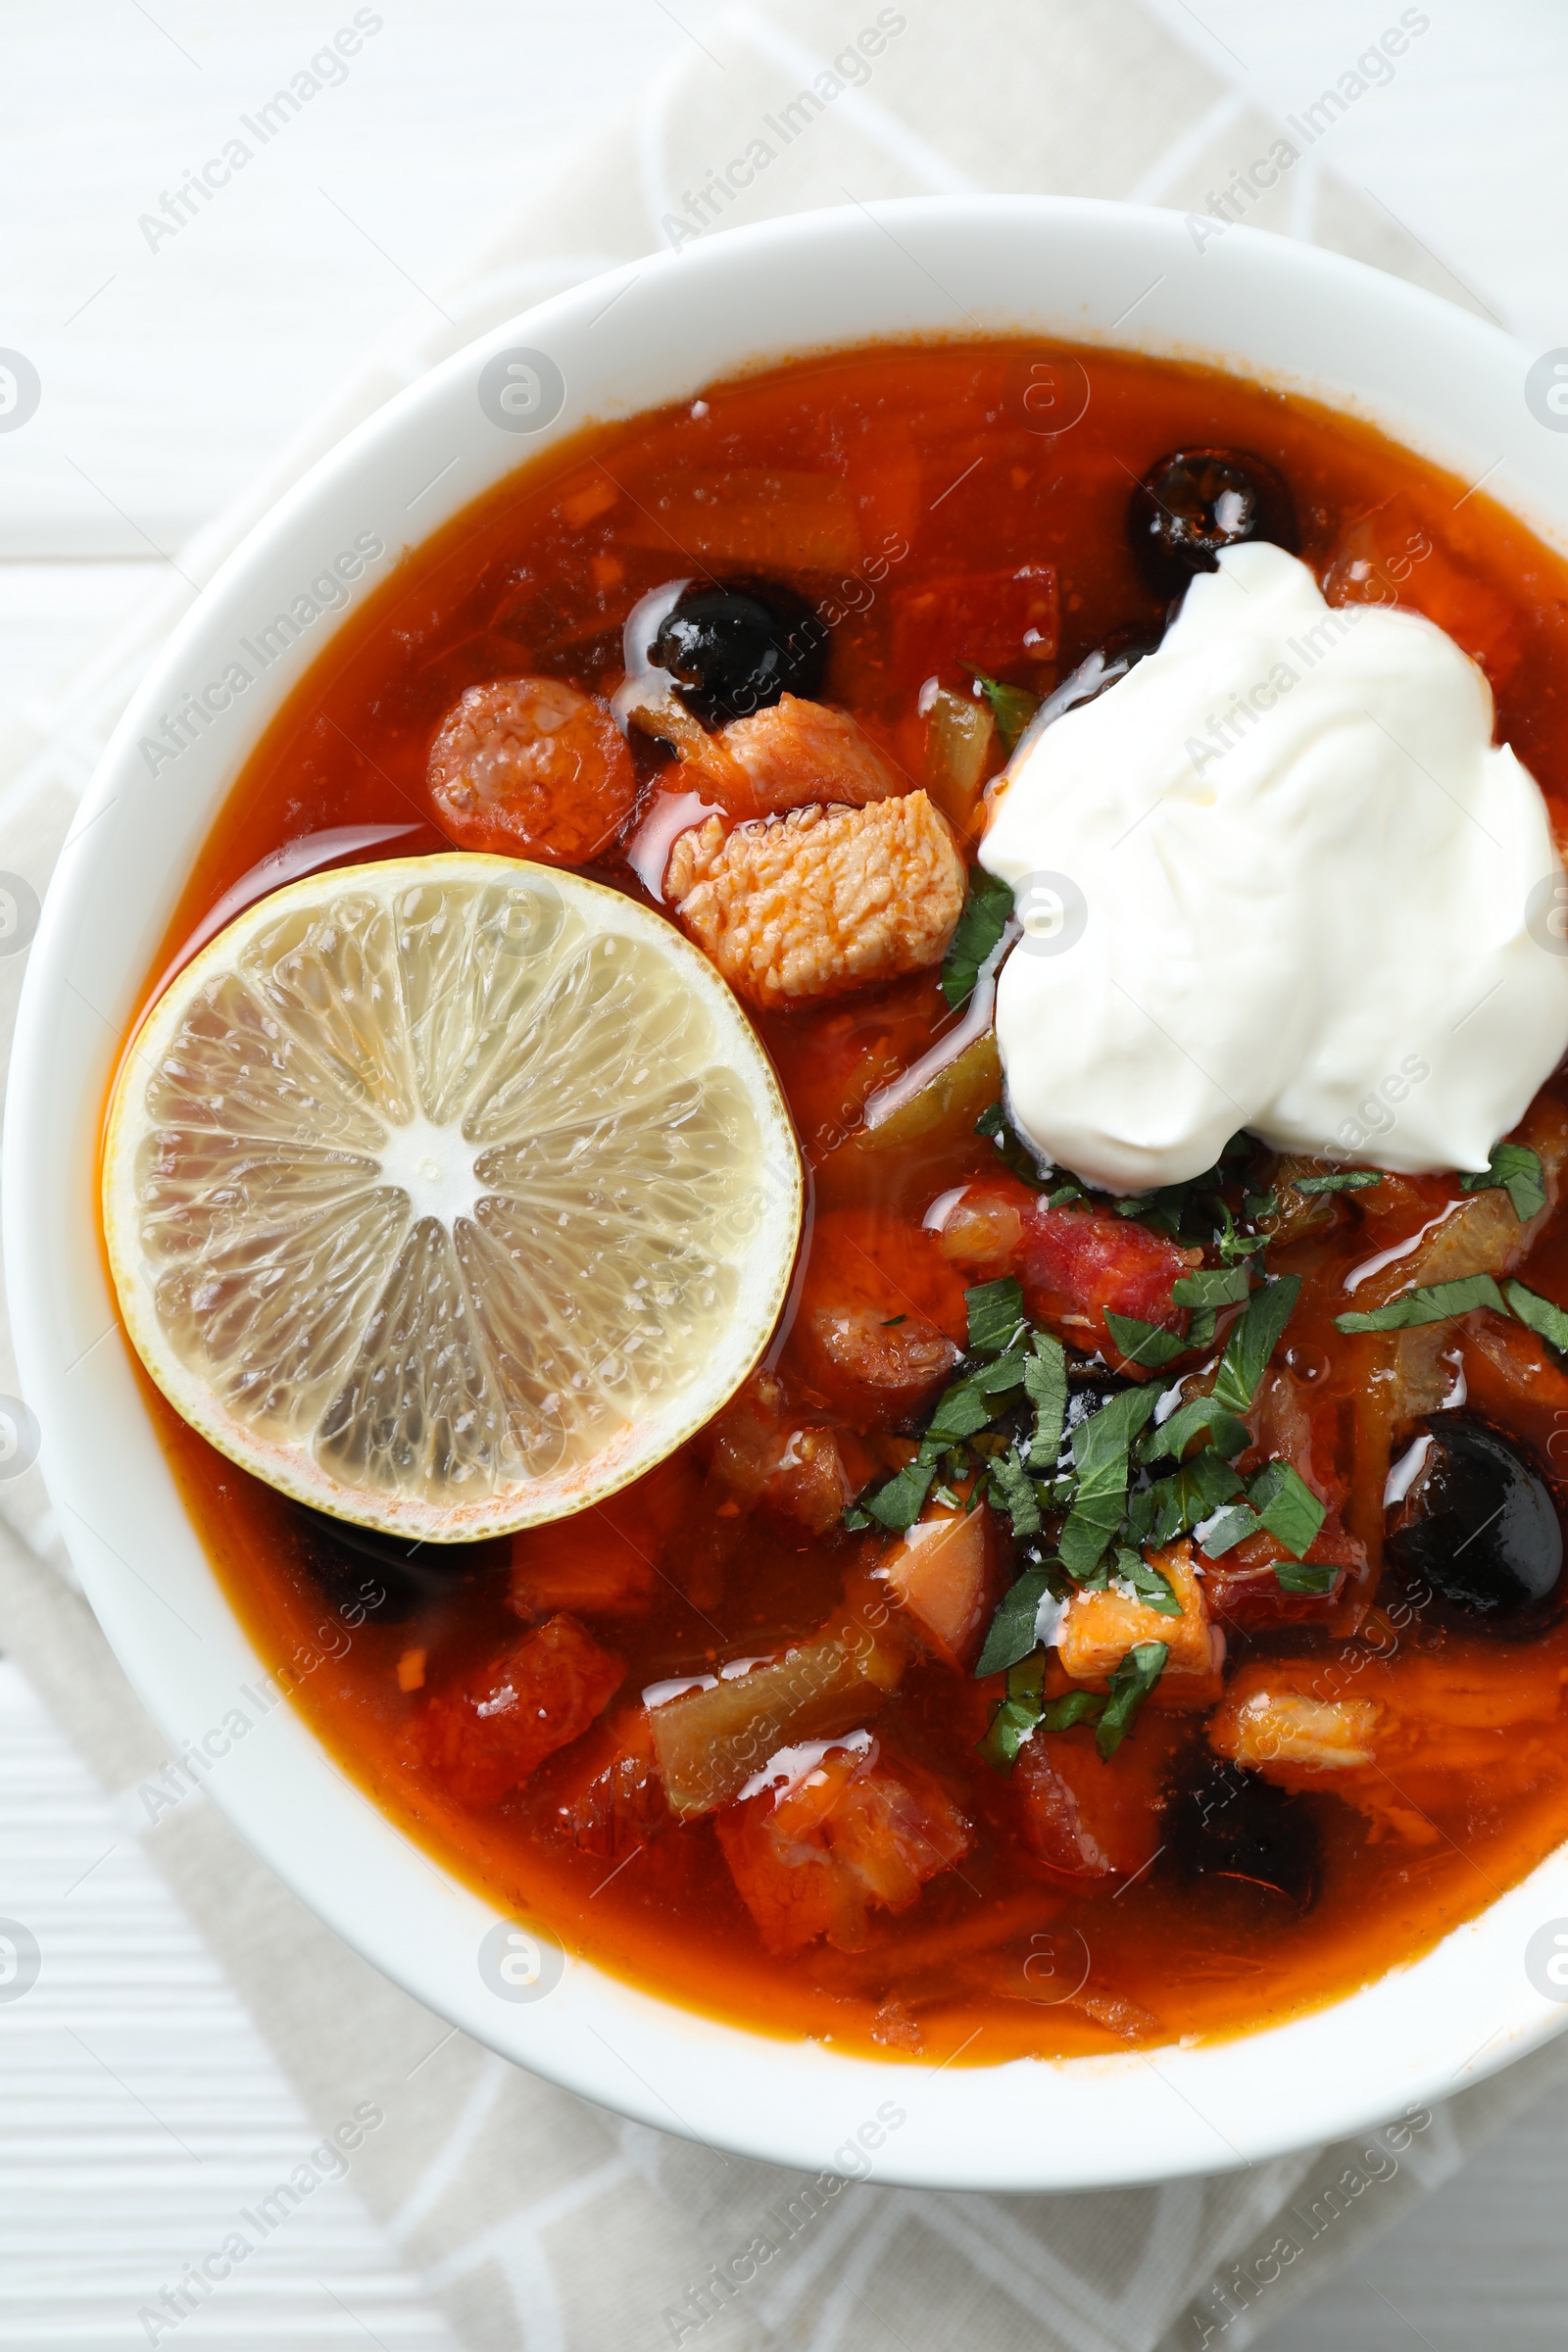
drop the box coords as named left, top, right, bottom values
left=122, top=340, right=1568, bottom=2066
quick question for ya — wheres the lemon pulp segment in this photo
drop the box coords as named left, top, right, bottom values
left=102, top=856, right=803, bottom=1538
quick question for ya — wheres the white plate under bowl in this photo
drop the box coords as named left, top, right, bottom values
left=11, top=196, right=1568, bottom=2192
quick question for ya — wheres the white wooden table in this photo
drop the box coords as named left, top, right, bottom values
left=4, top=3, right=1568, bottom=2342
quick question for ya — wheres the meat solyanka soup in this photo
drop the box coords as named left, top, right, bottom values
left=112, top=340, right=1568, bottom=2065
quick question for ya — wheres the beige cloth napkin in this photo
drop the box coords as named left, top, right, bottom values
left=3, top=4, right=1562, bottom=2346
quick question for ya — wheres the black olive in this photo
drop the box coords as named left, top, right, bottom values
left=1386, top=1411, right=1563, bottom=1619
left=289, top=1502, right=502, bottom=1626
left=650, top=579, right=827, bottom=725
left=1026, top=624, right=1161, bottom=737
left=1128, top=448, right=1297, bottom=591
left=1165, top=1759, right=1320, bottom=1908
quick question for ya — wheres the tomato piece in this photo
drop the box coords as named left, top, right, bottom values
left=891, top=564, right=1058, bottom=683
left=879, top=1495, right=1001, bottom=1671
left=412, top=1614, right=623, bottom=1807
left=426, top=676, right=638, bottom=863
left=934, top=1179, right=1198, bottom=1364
left=1015, top=1722, right=1168, bottom=1881
left=715, top=1744, right=970, bottom=1953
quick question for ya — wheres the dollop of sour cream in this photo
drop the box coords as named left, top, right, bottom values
left=980, top=542, right=1568, bottom=1192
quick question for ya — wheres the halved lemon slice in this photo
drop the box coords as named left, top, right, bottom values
left=103, top=854, right=802, bottom=1539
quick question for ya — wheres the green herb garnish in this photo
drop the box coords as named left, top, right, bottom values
left=988, top=1446, right=1043, bottom=1538
left=1023, top=1332, right=1068, bottom=1467
left=1248, top=1459, right=1327, bottom=1559
left=1171, top=1266, right=1253, bottom=1310
left=861, top=1458, right=936, bottom=1532
left=968, top=667, right=1040, bottom=752
left=1461, top=1142, right=1546, bottom=1224
left=978, top=1650, right=1047, bottom=1768
left=965, top=1277, right=1025, bottom=1357
left=1102, top=1310, right=1187, bottom=1369
left=941, top=868, right=1014, bottom=1008
left=1335, top=1272, right=1507, bottom=1335
left=1199, top=1459, right=1325, bottom=1560
left=1504, top=1278, right=1568, bottom=1355
left=974, top=1100, right=1051, bottom=1190
left=975, top=1564, right=1055, bottom=1678
left=1212, top=1275, right=1300, bottom=1412
left=1273, top=1560, right=1339, bottom=1593
left=1058, top=1385, right=1164, bottom=1581
left=1095, top=1642, right=1169, bottom=1759
left=1293, top=1169, right=1384, bottom=1195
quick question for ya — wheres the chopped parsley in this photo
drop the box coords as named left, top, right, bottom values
left=968, top=667, right=1041, bottom=753
left=941, top=869, right=1014, bottom=1008
left=1460, top=1141, right=1546, bottom=1224
left=1211, top=1275, right=1300, bottom=1412
left=1505, top=1278, right=1568, bottom=1355
left=1199, top=1459, right=1325, bottom=1560
left=1335, top=1272, right=1507, bottom=1335
left=1274, top=1560, right=1340, bottom=1594
left=965, top=1276, right=1025, bottom=1356
left=1102, top=1310, right=1187, bottom=1369
left=1023, top=1333, right=1068, bottom=1467
left=975, top=1563, right=1057, bottom=1678
left=1293, top=1169, right=1384, bottom=1195
left=1058, top=1385, right=1163, bottom=1581
left=973, top=1100, right=1052, bottom=1191
left=1172, top=1265, right=1253, bottom=1310
left=1095, top=1642, right=1169, bottom=1759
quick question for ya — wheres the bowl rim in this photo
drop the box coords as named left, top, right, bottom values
left=11, top=190, right=1568, bottom=2193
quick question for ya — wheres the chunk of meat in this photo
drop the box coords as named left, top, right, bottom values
left=1210, top=1649, right=1568, bottom=1842
left=1201, top=1512, right=1361, bottom=1631
left=1015, top=1721, right=1168, bottom=1881
left=510, top=1453, right=704, bottom=1620
left=705, top=1370, right=874, bottom=1533
left=934, top=1176, right=1200, bottom=1366
left=692, top=694, right=906, bottom=816
left=715, top=1742, right=970, bottom=1953
left=1211, top=1686, right=1383, bottom=1772
left=784, top=1208, right=966, bottom=1425
left=426, top=676, right=637, bottom=862
left=879, top=1496, right=1002, bottom=1672
left=648, top=1603, right=907, bottom=1817
left=666, top=793, right=965, bottom=1010
left=1057, top=1543, right=1223, bottom=1687
left=554, top=1710, right=666, bottom=1859
left=411, top=1615, right=623, bottom=1808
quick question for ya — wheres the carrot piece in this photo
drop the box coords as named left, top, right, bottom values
left=879, top=1497, right=1002, bottom=1672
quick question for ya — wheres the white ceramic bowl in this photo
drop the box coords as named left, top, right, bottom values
left=12, top=195, right=1568, bottom=2191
